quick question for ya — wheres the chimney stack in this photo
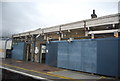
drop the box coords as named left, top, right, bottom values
left=91, top=9, right=97, bottom=18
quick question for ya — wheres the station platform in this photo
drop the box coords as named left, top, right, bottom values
left=1, top=58, right=114, bottom=81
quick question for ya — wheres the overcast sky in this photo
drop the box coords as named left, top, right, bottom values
left=0, top=0, right=119, bottom=37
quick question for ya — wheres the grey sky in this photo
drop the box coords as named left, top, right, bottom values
left=0, top=0, right=119, bottom=37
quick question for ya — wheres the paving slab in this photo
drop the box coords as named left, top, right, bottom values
left=1, top=58, right=117, bottom=81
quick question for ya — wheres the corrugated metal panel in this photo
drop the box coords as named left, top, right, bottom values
left=46, top=42, right=58, bottom=67
left=12, top=42, right=26, bottom=60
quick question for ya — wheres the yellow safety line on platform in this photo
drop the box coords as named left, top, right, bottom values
left=2, top=63, right=82, bottom=81
left=16, top=61, right=23, bottom=63
left=99, top=76, right=107, bottom=79
left=47, top=70, right=68, bottom=73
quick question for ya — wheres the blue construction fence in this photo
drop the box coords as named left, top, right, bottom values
left=12, top=42, right=36, bottom=61
left=46, top=37, right=120, bottom=77
left=12, top=42, right=26, bottom=60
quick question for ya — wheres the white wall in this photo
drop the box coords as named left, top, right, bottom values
left=0, top=39, right=12, bottom=58
left=0, top=40, right=6, bottom=58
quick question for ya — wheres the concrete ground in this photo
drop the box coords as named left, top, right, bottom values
left=1, top=58, right=117, bottom=81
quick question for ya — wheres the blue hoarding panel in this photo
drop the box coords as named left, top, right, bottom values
left=97, top=38, right=118, bottom=76
left=12, top=42, right=26, bottom=60
left=68, top=41, right=82, bottom=71
left=57, top=42, right=69, bottom=69
left=81, top=40, right=97, bottom=73
left=46, top=42, right=58, bottom=67
left=57, top=39, right=97, bottom=73
left=118, top=38, right=120, bottom=76
left=46, top=37, right=120, bottom=77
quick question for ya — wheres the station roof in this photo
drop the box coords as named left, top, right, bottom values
left=13, top=13, right=120, bottom=37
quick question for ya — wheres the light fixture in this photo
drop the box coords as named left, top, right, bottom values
left=36, top=34, right=40, bottom=38
left=67, top=38, right=74, bottom=43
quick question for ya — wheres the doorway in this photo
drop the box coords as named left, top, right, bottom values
left=26, top=44, right=31, bottom=61
left=39, top=44, right=46, bottom=64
